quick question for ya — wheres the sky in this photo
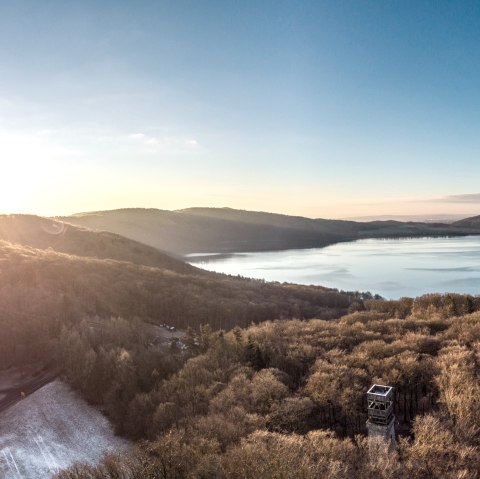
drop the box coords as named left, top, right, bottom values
left=1, top=0, right=480, bottom=218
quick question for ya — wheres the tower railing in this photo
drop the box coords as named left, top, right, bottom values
left=367, top=384, right=394, bottom=426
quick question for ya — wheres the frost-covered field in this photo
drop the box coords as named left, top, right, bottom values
left=0, top=380, right=130, bottom=478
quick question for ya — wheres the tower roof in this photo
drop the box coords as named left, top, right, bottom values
left=367, top=384, right=393, bottom=401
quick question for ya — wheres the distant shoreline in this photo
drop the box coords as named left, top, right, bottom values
left=185, top=232, right=476, bottom=260
left=187, top=235, right=480, bottom=300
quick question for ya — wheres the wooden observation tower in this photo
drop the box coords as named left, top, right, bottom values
left=366, top=384, right=396, bottom=450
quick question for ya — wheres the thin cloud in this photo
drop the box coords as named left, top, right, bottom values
left=126, top=132, right=200, bottom=153
left=128, top=133, right=147, bottom=140
left=36, top=129, right=53, bottom=136
left=432, top=193, right=480, bottom=204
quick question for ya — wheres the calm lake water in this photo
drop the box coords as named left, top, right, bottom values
left=188, top=236, right=480, bottom=299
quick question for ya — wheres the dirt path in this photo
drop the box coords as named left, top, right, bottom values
left=0, top=371, right=59, bottom=415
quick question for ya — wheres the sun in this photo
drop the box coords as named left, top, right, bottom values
left=0, top=166, right=34, bottom=214
left=0, top=130, right=69, bottom=214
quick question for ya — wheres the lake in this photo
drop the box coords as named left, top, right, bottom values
left=187, top=236, right=480, bottom=299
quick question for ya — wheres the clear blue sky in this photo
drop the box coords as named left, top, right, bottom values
left=1, top=0, right=480, bottom=217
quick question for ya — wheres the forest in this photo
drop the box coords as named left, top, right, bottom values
left=48, top=293, right=480, bottom=478
left=0, top=219, right=479, bottom=477
left=0, top=236, right=360, bottom=368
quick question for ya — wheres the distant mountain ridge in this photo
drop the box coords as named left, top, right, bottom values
left=59, top=207, right=480, bottom=255
left=453, top=214, right=480, bottom=229
left=345, top=213, right=470, bottom=223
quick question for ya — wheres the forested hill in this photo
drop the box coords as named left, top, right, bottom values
left=0, top=214, right=197, bottom=274
left=0, top=238, right=361, bottom=368
left=453, top=214, right=480, bottom=229
left=60, top=207, right=480, bottom=255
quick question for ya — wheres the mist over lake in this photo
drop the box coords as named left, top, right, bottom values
left=188, top=236, right=480, bottom=299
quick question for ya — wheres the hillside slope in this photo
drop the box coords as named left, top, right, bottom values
left=0, top=239, right=361, bottom=367
left=0, top=380, right=129, bottom=478
left=0, top=215, right=197, bottom=274
left=60, top=208, right=480, bottom=255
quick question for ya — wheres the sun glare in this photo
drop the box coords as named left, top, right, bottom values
left=0, top=131, right=66, bottom=214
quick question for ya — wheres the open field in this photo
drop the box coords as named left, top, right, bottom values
left=0, top=380, right=129, bottom=478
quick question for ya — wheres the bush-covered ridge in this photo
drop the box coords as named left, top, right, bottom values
left=55, top=295, right=480, bottom=478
